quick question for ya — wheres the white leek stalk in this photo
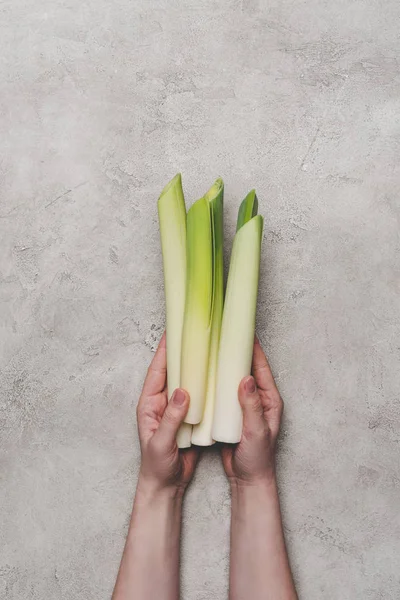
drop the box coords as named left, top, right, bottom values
left=158, top=174, right=192, bottom=448
left=191, top=180, right=224, bottom=445
left=181, top=179, right=224, bottom=424
left=212, top=190, right=263, bottom=443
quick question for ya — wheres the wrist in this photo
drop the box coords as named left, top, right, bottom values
left=230, top=476, right=281, bottom=524
left=136, top=474, right=185, bottom=504
left=230, top=474, right=278, bottom=497
left=127, top=475, right=184, bottom=548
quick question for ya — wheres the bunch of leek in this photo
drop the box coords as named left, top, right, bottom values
left=158, top=176, right=263, bottom=448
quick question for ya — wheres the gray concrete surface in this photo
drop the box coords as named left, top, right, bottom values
left=1, top=0, right=400, bottom=598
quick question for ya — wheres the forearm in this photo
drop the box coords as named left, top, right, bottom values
left=229, top=478, right=297, bottom=600
left=112, top=478, right=183, bottom=600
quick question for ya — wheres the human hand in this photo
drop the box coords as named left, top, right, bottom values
left=221, top=337, right=284, bottom=487
left=136, top=333, right=198, bottom=496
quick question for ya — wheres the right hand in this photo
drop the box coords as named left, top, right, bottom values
left=221, top=337, right=284, bottom=487
left=136, top=334, right=199, bottom=497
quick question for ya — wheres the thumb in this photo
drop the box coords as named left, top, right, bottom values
left=238, top=376, right=265, bottom=435
left=155, top=388, right=190, bottom=448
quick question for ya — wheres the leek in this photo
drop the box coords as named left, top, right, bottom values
left=236, top=189, right=258, bottom=230
left=181, top=179, right=224, bottom=425
left=212, top=191, right=263, bottom=443
left=191, top=180, right=224, bottom=445
left=158, top=174, right=192, bottom=448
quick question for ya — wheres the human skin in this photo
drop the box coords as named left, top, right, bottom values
left=112, top=334, right=297, bottom=600
left=222, top=337, right=298, bottom=600
left=112, top=333, right=198, bottom=600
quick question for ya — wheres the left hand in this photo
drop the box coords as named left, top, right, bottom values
left=136, top=333, right=198, bottom=496
left=221, top=337, right=284, bottom=487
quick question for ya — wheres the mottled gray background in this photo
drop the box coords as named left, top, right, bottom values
left=1, top=0, right=399, bottom=598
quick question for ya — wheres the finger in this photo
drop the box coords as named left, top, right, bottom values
left=181, top=446, right=200, bottom=475
left=252, top=337, right=283, bottom=437
left=153, top=388, right=190, bottom=449
left=142, top=332, right=167, bottom=396
left=252, top=336, right=279, bottom=394
left=238, top=376, right=265, bottom=436
left=266, top=401, right=284, bottom=440
left=136, top=391, right=167, bottom=441
left=220, top=444, right=234, bottom=475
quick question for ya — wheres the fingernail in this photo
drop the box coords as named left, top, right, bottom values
left=173, top=389, right=185, bottom=406
left=245, top=376, right=256, bottom=394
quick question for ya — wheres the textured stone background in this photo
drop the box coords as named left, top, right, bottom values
left=1, top=0, right=400, bottom=598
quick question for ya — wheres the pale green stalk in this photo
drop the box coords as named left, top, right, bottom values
left=180, top=192, right=213, bottom=424
left=191, top=179, right=224, bottom=446
left=157, top=174, right=192, bottom=448
left=212, top=192, right=263, bottom=443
